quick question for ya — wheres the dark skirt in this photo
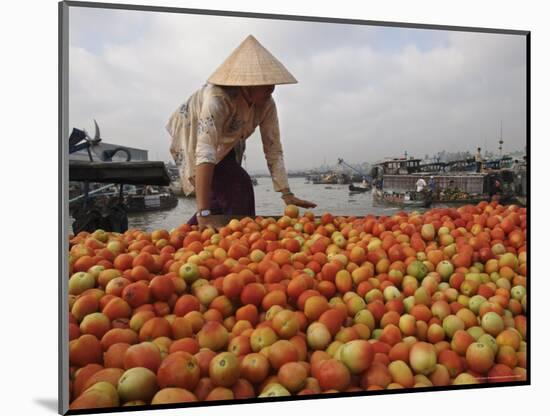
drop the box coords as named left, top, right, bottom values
left=187, top=149, right=255, bottom=225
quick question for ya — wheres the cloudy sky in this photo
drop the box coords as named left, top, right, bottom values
left=68, top=6, right=527, bottom=173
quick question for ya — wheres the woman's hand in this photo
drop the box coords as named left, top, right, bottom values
left=197, top=215, right=228, bottom=231
left=282, top=193, right=317, bottom=209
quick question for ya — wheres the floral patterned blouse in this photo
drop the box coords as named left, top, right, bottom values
left=166, top=83, right=290, bottom=196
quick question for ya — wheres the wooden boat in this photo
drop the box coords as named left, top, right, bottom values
left=71, top=185, right=179, bottom=214
left=483, top=156, right=513, bottom=170
left=348, top=184, right=371, bottom=193
left=371, top=157, right=422, bottom=176
left=69, top=184, right=133, bottom=213
left=125, top=189, right=178, bottom=213
left=372, top=189, right=431, bottom=208
left=312, top=174, right=338, bottom=184
left=447, top=158, right=478, bottom=172
left=310, top=172, right=352, bottom=185
left=68, top=122, right=176, bottom=233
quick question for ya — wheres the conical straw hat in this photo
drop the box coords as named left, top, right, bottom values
left=208, top=35, right=297, bottom=86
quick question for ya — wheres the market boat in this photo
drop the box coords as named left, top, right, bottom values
left=417, top=161, right=447, bottom=174
left=70, top=185, right=179, bottom=214
left=372, top=188, right=431, bottom=208
left=483, top=156, right=514, bottom=170
left=319, top=173, right=350, bottom=184
left=125, top=187, right=179, bottom=213
left=446, top=158, right=478, bottom=172
left=68, top=121, right=174, bottom=233
left=311, top=175, right=337, bottom=184
left=372, top=173, right=491, bottom=208
left=348, top=184, right=371, bottom=193
left=306, top=171, right=352, bottom=185
left=368, top=155, right=524, bottom=209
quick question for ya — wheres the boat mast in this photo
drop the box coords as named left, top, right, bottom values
left=498, top=120, right=504, bottom=156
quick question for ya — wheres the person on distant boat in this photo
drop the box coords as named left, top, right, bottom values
left=475, top=147, right=483, bottom=172
left=166, top=35, right=316, bottom=230
left=372, top=177, right=382, bottom=190
left=447, top=179, right=458, bottom=192
left=489, top=175, right=502, bottom=199
left=361, top=176, right=369, bottom=188
left=445, top=179, right=464, bottom=199
left=428, top=176, right=436, bottom=193
left=416, top=177, right=427, bottom=193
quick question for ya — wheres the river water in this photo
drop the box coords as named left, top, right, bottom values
left=126, top=177, right=409, bottom=232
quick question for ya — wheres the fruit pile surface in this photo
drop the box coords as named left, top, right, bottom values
left=67, top=202, right=527, bottom=409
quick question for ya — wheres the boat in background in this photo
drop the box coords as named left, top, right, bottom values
left=369, top=154, right=525, bottom=208
left=70, top=184, right=178, bottom=215
left=306, top=171, right=352, bottom=185
left=372, top=188, right=431, bottom=208
left=126, top=186, right=178, bottom=213
left=348, top=184, right=371, bottom=194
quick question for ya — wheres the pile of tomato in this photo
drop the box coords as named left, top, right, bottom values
left=67, top=201, right=527, bottom=410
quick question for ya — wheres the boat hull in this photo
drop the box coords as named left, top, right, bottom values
left=126, top=193, right=178, bottom=213
left=348, top=184, right=371, bottom=193
left=372, top=189, right=431, bottom=208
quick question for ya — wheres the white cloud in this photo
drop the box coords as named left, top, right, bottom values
left=68, top=7, right=526, bottom=172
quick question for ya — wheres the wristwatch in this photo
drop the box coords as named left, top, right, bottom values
left=196, top=209, right=211, bottom=218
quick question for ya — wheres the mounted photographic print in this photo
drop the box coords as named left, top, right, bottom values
left=59, top=1, right=529, bottom=414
